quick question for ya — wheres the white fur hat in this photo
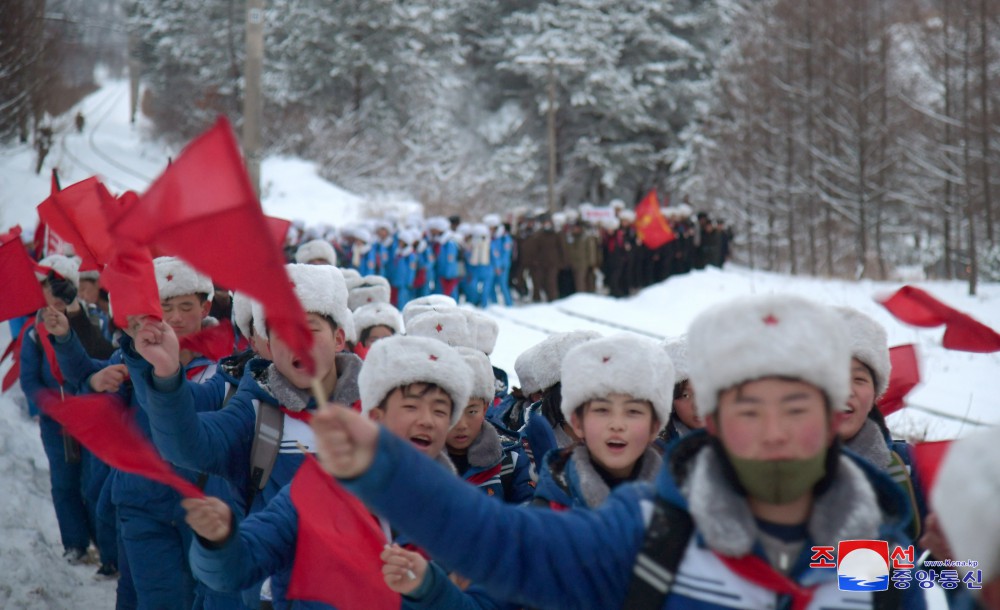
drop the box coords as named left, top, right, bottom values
left=609, top=199, right=626, bottom=210
left=352, top=228, right=373, bottom=244
left=457, top=347, right=495, bottom=404
left=78, top=269, right=100, bottom=282
left=36, top=255, right=81, bottom=288
left=460, top=309, right=499, bottom=355
left=402, top=295, right=458, bottom=326
left=835, top=306, right=891, bottom=397
left=483, top=214, right=501, bottom=227
left=252, top=264, right=356, bottom=343
left=688, top=295, right=851, bottom=417
left=426, top=217, right=450, bottom=233
left=619, top=210, right=636, bottom=223
left=560, top=334, right=675, bottom=429
left=359, top=335, right=472, bottom=427
left=347, top=275, right=391, bottom=311
left=340, top=267, right=361, bottom=283
left=232, top=291, right=256, bottom=338
left=354, top=302, right=404, bottom=337
left=294, top=239, right=337, bottom=266
left=154, top=257, right=214, bottom=301
left=932, top=429, right=1000, bottom=580
left=663, top=336, right=690, bottom=384
left=469, top=224, right=490, bottom=239
left=407, top=310, right=474, bottom=349
left=515, top=330, right=602, bottom=395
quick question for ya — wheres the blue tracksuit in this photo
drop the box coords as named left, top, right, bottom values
left=352, top=246, right=379, bottom=276
left=414, top=243, right=434, bottom=298
left=432, top=239, right=461, bottom=298
left=341, top=428, right=926, bottom=610
left=486, top=233, right=513, bottom=306
left=385, top=248, right=417, bottom=309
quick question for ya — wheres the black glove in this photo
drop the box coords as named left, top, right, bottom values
left=47, top=271, right=78, bottom=305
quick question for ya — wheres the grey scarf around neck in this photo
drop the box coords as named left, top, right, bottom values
left=845, top=418, right=893, bottom=470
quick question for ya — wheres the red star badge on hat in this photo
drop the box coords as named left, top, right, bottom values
left=763, top=314, right=779, bottom=325
left=166, top=274, right=174, bottom=281
left=429, top=354, right=438, bottom=361
left=435, top=324, right=443, bottom=333
left=602, top=356, right=611, bottom=363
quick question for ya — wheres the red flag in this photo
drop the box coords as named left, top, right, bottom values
left=36, top=177, right=119, bottom=271
left=911, top=440, right=953, bottom=494
left=37, top=391, right=204, bottom=498
left=179, top=319, right=236, bottom=362
left=266, top=216, right=292, bottom=249
left=1, top=322, right=33, bottom=392
left=634, top=189, right=676, bottom=250
left=109, top=117, right=314, bottom=372
left=288, top=455, right=399, bottom=610
left=100, top=191, right=163, bottom=327
left=0, top=226, right=46, bottom=323
left=878, top=286, right=1000, bottom=353
left=876, top=344, right=920, bottom=417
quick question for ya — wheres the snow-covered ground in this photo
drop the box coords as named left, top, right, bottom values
left=1, top=78, right=992, bottom=608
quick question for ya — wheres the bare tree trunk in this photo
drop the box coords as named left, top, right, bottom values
left=784, top=51, right=798, bottom=275
left=853, top=3, right=870, bottom=279
left=978, top=0, right=994, bottom=246
left=963, top=0, right=978, bottom=295
left=874, top=0, right=889, bottom=280
left=943, top=0, right=955, bottom=280
left=804, top=0, right=818, bottom=276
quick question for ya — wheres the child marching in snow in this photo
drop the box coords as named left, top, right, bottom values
left=386, top=230, right=417, bottom=309
left=311, top=294, right=926, bottom=610
left=352, top=301, right=404, bottom=360
left=179, top=335, right=473, bottom=609
left=426, top=217, right=461, bottom=299
left=655, top=335, right=704, bottom=449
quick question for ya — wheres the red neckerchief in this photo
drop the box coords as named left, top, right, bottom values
left=1, top=322, right=34, bottom=392
left=36, top=321, right=65, bottom=386
left=281, top=407, right=313, bottom=423
left=465, top=462, right=503, bottom=486
left=186, top=365, right=209, bottom=380
left=715, top=553, right=818, bottom=610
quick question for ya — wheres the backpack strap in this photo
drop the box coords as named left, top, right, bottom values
left=887, top=449, right=922, bottom=539
left=245, top=401, right=284, bottom=509
left=622, top=497, right=694, bottom=609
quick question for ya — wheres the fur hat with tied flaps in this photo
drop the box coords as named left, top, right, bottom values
left=514, top=330, right=602, bottom=395
left=688, top=294, right=851, bottom=418
left=347, top=275, right=391, bottom=311
left=359, top=335, right=472, bottom=427
left=154, top=257, right=214, bottom=301
left=36, top=255, right=81, bottom=288
left=662, top=335, right=690, bottom=384
left=402, top=295, right=457, bottom=326
left=560, top=334, right=675, bottom=428
left=231, top=291, right=257, bottom=338
left=456, top=347, right=495, bottom=404
left=407, top=310, right=473, bottom=349
left=252, top=263, right=356, bottom=343
left=353, top=302, right=404, bottom=337
left=460, top=309, right=499, bottom=355
left=835, top=306, right=891, bottom=397
left=340, top=267, right=361, bottom=283
left=932, top=428, right=1000, bottom=582
left=294, top=239, right=337, bottom=266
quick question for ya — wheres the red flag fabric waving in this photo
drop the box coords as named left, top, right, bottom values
left=179, top=319, right=236, bottom=362
left=0, top=226, right=46, bottom=322
left=36, top=177, right=118, bottom=271
left=878, top=286, right=1000, bottom=353
left=288, top=455, right=399, bottom=610
left=634, top=189, right=676, bottom=250
left=912, top=440, right=953, bottom=494
left=101, top=191, right=162, bottom=327
left=266, top=216, right=292, bottom=249
left=38, top=391, right=204, bottom=498
left=108, top=117, right=314, bottom=372
left=876, top=344, right=920, bottom=417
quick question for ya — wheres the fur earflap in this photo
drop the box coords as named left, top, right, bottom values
left=460, top=309, right=498, bottom=355
left=835, top=306, right=891, bottom=397
left=294, top=239, right=337, bottom=266
left=231, top=291, right=256, bottom=338
left=456, top=347, right=495, bottom=404
left=515, top=330, right=601, bottom=395
left=406, top=310, right=474, bottom=349
left=154, top=257, right=214, bottom=301
left=359, top=335, right=472, bottom=427
left=252, top=263, right=356, bottom=343
left=402, top=295, right=457, bottom=326
left=560, top=334, right=674, bottom=428
left=353, top=302, right=404, bottom=337
left=347, top=275, right=391, bottom=311
left=688, top=294, right=851, bottom=417
left=932, top=429, right=1000, bottom=580
left=36, top=255, right=81, bottom=288
left=662, top=335, right=690, bottom=384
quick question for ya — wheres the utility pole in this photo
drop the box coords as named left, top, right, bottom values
left=243, top=0, right=264, bottom=196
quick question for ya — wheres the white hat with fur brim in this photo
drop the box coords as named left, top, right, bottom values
left=456, top=347, right=495, bottom=404
left=232, top=291, right=257, bottom=338
left=36, top=255, right=81, bottom=288
left=835, top=306, right=891, bottom=397
left=354, top=302, right=404, bottom=337
left=347, top=275, right=391, bottom=311
left=662, top=336, right=690, bottom=384
left=252, top=263, right=356, bottom=343
left=154, top=257, right=214, bottom=302
left=560, top=334, right=675, bottom=429
left=406, top=310, right=474, bottom=349
left=295, top=239, right=337, bottom=266
left=359, top=335, right=472, bottom=427
left=460, top=309, right=498, bottom=355
left=402, top=295, right=457, bottom=326
left=688, top=294, right=851, bottom=418
left=515, top=330, right=601, bottom=395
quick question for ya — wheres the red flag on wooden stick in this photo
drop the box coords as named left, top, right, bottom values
left=36, top=177, right=118, bottom=271
left=109, top=117, right=314, bottom=372
left=0, top=226, right=46, bottom=323
left=38, top=391, right=204, bottom=498
left=876, top=344, right=920, bottom=417
left=288, top=455, right=399, bottom=610
left=634, top=189, right=676, bottom=250
left=878, top=286, right=1000, bottom=353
